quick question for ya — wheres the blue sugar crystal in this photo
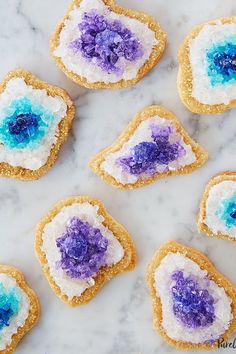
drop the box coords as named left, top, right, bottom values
left=0, top=283, right=21, bottom=330
left=207, top=37, right=236, bottom=86
left=0, top=97, right=55, bottom=149
left=216, top=194, right=236, bottom=228
left=171, top=270, right=215, bottom=328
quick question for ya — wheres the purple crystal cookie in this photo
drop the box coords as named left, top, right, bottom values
left=90, top=106, right=208, bottom=189
left=147, top=241, right=235, bottom=350
left=36, top=196, right=136, bottom=306
left=51, top=0, right=166, bottom=88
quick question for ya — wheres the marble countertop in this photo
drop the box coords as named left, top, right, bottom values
left=1, top=0, right=236, bottom=353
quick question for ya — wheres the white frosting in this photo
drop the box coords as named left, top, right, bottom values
left=42, top=202, right=124, bottom=299
left=189, top=20, right=236, bottom=104
left=155, top=252, right=232, bottom=344
left=0, top=274, right=30, bottom=350
left=101, top=116, right=196, bottom=185
left=54, top=0, right=158, bottom=84
left=204, top=180, right=236, bottom=237
left=0, top=77, right=67, bottom=170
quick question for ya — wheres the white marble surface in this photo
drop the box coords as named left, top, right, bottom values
left=1, top=0, right=236, bottom=353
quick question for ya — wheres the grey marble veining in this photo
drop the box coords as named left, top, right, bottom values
left=0, top=0, right=236, bottom=353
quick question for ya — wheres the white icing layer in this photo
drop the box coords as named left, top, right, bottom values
left=54, top=0, right=158, bottom=84
left=0, top=274, right=30, bottom=351
left=189, top=20, right=236, bottom=104
left=101, top=116, right=196, bottom=185
left=42, top=202, right=124, bottom=299
left=0, top=77, right=67, bottom=170
left=155, top=252, right=232, bottom=344
left=204, top=180, right=236, bottom=237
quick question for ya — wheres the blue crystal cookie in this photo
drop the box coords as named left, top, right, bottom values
left=198, top=172, right=236, bottom=242
left=35, top=196, right=136, bottom=306
left=50, top=0, right=166, bottom=89
left=89, top=105, right=208, bottom=189
left=0, top=265, right=39, bottom=353
left=147, top=241, right=236, bottom=350
left=178, top=17, right=236, bottom=114
left=0, top=69, right=75, bottom=180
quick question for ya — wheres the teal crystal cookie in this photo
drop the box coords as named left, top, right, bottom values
left=0, top=69, right=75, bottom=180
left=178, top=17, right=236, bottom=114
left=198, top=172, right=236, bottom=242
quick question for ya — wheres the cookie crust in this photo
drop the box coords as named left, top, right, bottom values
left=89, top=105, right=208, bottom=189
left=146, top=240, right=236, bottom=350
left=0, top=69, right=75, bottom=181
left=197, top=171, right=236, bottom=243
left=50, top=0, right=166, bottom=89
left=177, top=16, right=236, bottom=115
left=0, top=265, right=40, bottom=354
left=35, top=195, right=137, bottom=307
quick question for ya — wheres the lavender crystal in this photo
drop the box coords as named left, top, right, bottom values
left=171, top=270, right=215, bottom=328
left=56, top=217, right=108, bottom=279
left=69, top=10, right=143, bottom=75
left=118, top=124, right=186, bottom=176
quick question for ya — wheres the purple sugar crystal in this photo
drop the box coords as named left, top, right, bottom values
left=171, top=270, right=215, bottom=328
left=118, top=124, right=186, bottom=176
left=119, top=142, right=159, bottom=175
left=69, top=10, right=143, bottom=75
left=56, top=217, right=108, bottom=279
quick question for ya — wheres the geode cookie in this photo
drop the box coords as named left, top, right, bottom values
left=50, top=0, right=166, bottom=89
left=35, top=196, right=136, bottom=306
left=89, top=105, right=208, bottom=189
left=178, top=17, right=236, bottom=114
left=146, top=241, right=236, bottom=350
left=0, top=69, right=75, bottom=180
left=0, top=265, right=39, bottom=354
left=198, top=172, right=236, bottom=242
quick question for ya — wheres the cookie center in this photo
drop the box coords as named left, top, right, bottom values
left=171, top=270, right=215, bottom=328
left=0, top=284, right=21, bottom=330
left=70, top=10, right=143, bottom=75
left=8, top=113, right=39, bottom=142
left=216, top=195, right=236, bottom=228
left=207, top=39, right=236, bottom=86
left=56, top=216, right=108, bottom=279
left=118, top=124, right=186, bottom=175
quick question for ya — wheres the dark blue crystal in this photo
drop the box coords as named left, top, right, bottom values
left=230, top=208, right=236, bottom=219
left=8, top=113, right=39, bottom=143
left=216, top=195, right=236, bottom=228
left=207, top=40, right=236, bottom=85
